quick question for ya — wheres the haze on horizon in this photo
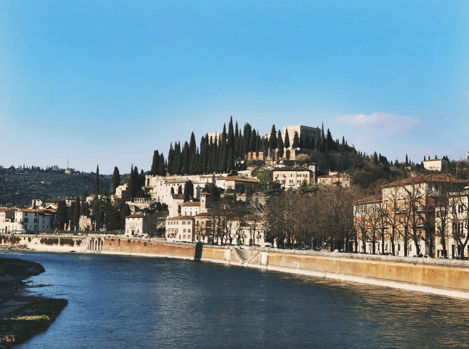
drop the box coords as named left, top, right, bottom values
left=1, top=1, right=468, bottom=174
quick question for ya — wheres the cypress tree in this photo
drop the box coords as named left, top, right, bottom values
left=228, top=116, right=235, bottom=150
left=184, top=180, right=194, bottom=202
left=243, top=123, right=252, bottom=155
left=151, top=150, right=159, bottom=175
left=269, top=125, right=277, bottom=151
left=284, top=129, right=290, bottom=148
left=182, top=141, right=190, bottom=175
left=56, top=200, right=67, bottom=230
left=92, top=165, right=100, bottom=195
left=277, top=130, right=284, bottom=159
left=228, top=148, right=234, bottom=172
left=326, top=129, right=335, bottom=150
left=111, top=167, right=120, bottom=194
left=250, top=129, right=256, bottom=153
left=292, top=132, right=300, bottom=148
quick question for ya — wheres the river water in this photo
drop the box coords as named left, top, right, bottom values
left=2, top=251, right=469, bottom=349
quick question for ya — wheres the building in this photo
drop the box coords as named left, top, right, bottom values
left=435, top=189, right=469, bottom=259
left=181, top=200, right=201, bottom=216
left=0, top=208, right=16, bottom=233
left=353, top=174, right=467, bottom=257
left=283, top=125, right=320, bottom=147
left=0, top=209, right=55, bottom=233
left=422, top=158, right=449, bottom=172
left=215, top=176, right=260, bottom=191
left=124, top=213, right=157, bottom=237
left=165, top=215, right=195, bottom=242
left=272, top=166, right=315, bottom=189
left=317, top=172, right=352, bottom=188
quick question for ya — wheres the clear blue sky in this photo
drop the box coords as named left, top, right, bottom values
left=1, top=0, right=468, bottom=174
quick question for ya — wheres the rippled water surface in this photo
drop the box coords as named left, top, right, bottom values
left=3, top=251, right=469, bottom=349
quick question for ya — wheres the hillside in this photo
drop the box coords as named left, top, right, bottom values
left=0, top=166, right=112, bottom=206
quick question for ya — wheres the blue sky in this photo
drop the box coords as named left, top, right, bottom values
left=1, top=0, right=468, bottom=174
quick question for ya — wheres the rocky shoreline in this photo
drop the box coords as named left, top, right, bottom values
left=0, top=256, right=67, bottom=348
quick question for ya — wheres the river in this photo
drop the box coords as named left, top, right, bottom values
left=2, top=251, right=469, bottom=349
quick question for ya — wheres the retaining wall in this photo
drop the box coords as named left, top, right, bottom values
left=2, top=234, right=469, bottom=299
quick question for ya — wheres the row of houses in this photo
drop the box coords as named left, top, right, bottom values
left=164, top=193, right=266, bottom=245
left=0, top=207, right=55, bottom=233
left=353, top=173, right=469, bottom=259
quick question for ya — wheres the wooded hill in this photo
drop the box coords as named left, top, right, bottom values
left=148, top=116, right=426, bottom=189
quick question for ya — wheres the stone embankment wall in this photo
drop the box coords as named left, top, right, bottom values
left=2, top=234, right=469, bottom=299
left=248, top=250, right=469, bottom=298
left=0, top=234, right=89, bottom=253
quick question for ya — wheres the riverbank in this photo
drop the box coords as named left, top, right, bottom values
left=0, top=256, right=68, bottom=348
left=3, top=234, right=469, bottom=300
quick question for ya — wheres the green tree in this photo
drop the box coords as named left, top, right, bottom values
left=277, top=130, right=284, bottom=159
left=111, top=167, right=120, bottom=194
left=269, top=125, right=277, bottom=151
left=284, top=129, right=290, bottom=148
left=92, top=165, right=101, bottom=195
left=292, top=132, right=300, bottom=148
left=184, top=180, right=194, bottom=202
left=151, top=150, right=160, bottom=175
left=56, top=200, right=67, bottom=230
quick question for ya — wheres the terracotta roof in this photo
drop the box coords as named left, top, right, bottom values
left=317, top=173, right=352, bottom=179
left=218, top=176, right=260, bottom=183
left=273, top=167, right=312, bottom=172
left=381, top=174, right=467, bottom=188
left=172, top=194, right=184, bottom=200
left=181, top=201, right=200, bottom=207
left=126, top=214, right=145, bottom=218
left=164, top=179, right=186, bottom=184
left=18, top=209, right=42, bottom=213
left=423, top=159, right=447, bottom=162
left=354, top=196, right=381, bottom=205
left=167, top=215, right=195, bottom=221
left=195, top=212, right=212, bottom=218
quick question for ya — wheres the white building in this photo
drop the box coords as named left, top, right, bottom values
left=422, top=158, right=449, bottom=172
left=317, top=172, right=352, bottom=188
left=272, top=166, right=315, bottom=189
left=125, top=213, right=157, bottom=237
left=165, top=216, right=195, bottom=242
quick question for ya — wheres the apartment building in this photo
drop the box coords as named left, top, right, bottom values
left=272, top=166, right=315, bottom=189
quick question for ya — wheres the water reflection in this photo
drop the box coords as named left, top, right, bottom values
left=2, top=251, right=469, bottom=349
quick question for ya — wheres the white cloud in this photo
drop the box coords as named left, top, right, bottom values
left=333, top=112, right=420, bottom=135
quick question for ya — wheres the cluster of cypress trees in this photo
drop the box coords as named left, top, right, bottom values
left=151, top=117, right=263, bottom=176
left=150, top=117, right=352, bottom=176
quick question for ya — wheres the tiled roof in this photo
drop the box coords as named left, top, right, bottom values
left=181, top=201, right=200, bottom=207
left=126, top=214, right=145, bottom=218
left=381, top=174, right=467, bottom=188
left=219, top=176, right=259, bottom=183
left=164, top=179, right=186, bottom=184
left=273, top=167, right=312, bottom=172
left=318, top=173, right=352, bottom=179
left=354, top=196, right=381, bottom=205
left=195, top=212, right=212, bottom=218
left=167, top=215, right=195, bottom=221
